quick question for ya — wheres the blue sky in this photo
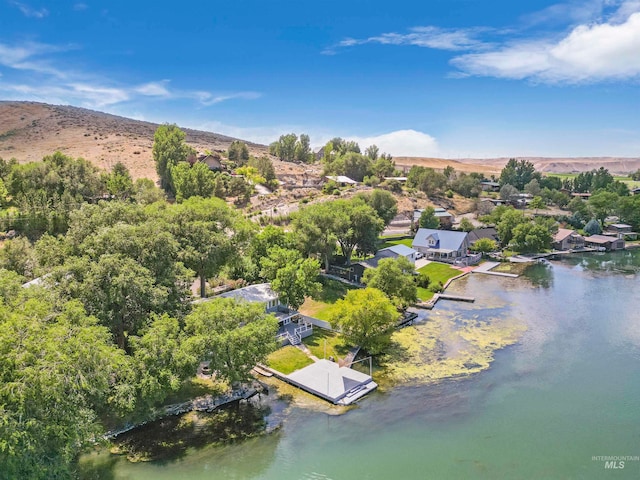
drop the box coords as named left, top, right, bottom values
left=1, top=0, right=639, bottom=157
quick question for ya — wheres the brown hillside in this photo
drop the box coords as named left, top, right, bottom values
left=396, top=156, right=640, bottom=176
left=0, top=101, right=269, bottom=180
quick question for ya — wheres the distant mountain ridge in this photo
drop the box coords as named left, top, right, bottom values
left=1, top=101, right=638, bottom=180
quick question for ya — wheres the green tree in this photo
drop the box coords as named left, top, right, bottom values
left=584, top=218, right=602, bottom=235
left=328, top=288, right=399, bottom=354
left=497, top=209, right=527, bottom=246
left=169, top=196, right=253, bottom=298
left=458, top=217, right=475, bottom=232
left=356, top=189, right=398, bottom=226
left=0, top=294, right=135, bottom=479
left=295, top=134, right=313, bottom=163
left=499, top=158, right=539, bottom=190
left=171, top=161, right=216, bottom=202
left=365, top=144, right=379, bottom=161
left=524, top=179, right=541, bottom=197
left=510, top=222, right=553, bottom=253
left=500, top=184, right=518, bottom=202
left=618, top=195, right=640, bottom=230
left=130, top=314, right=195, bottom=409
left=249, top=156, right=277, bottom=188
left=59, top=254, right=168, bottom=350
left=249, top=225, right=296, bottom=279
left=333, top=199, right=384, bottom=263
left=134, top=178, right=166, bottom=205
left=261, top=247, right=321, bottom=310
left=292, top=202, right=338, bottom=271
left=372, top=156, right=396, bottom=178
left=0, top=236, right=35, bottom=278
left=529, top=196, right=546, bottom=213
left=105, top=162, right=134, bottom=200
left=341, top=152, right=373, bottom=182
left=270, top=133, right=298, bottom=162
left=228, top=140, right=250, bottom=166
left=362, top=257, right=417, bottom=310
left=0, top=177, right=8, bottom=207
left=182, top=299, right=278, bottom=383
left=152, top=124, right=194, bottom=195
left=588, top=191, right=618, bottom=226
left=470, top=237, right=497, bottom=254
left=419, top=207, right=440, bottom=229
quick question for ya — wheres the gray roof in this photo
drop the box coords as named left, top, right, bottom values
left=412, top=228, right=469, bottom=252
left=467, top=227, right=499, bottom=244
left=216, top=283, right=278, bottom=303
left=379, top=244, right=417, bottom=257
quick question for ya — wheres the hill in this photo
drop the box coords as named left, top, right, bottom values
left=0, top=101, right=269, bottom=180
left=2, top=101, right=639, bottom=180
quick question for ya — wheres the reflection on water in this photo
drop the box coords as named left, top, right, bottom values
left=82, top=250, right=640, bottom=480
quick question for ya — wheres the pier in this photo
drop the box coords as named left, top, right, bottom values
left=472, top=261, right=519, bottom=278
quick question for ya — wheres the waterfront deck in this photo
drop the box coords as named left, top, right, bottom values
left=284, top=359, right=377, bottom=405
left=472, top=262, right=519, bottom=278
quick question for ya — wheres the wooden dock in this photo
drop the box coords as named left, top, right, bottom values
left=415, top=292, right=475, bottom=310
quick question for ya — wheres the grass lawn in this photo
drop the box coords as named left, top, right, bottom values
left=416, top=262, right=461, bottom=301
left=299, top=278, right=356, bottom=321
left=379, top=237, right=413, bottom=249
left=303, top=329, right=351, bottom=361
left=266, top=346, right=313, bottom=374
left=163, top=377, right=227, bottom=405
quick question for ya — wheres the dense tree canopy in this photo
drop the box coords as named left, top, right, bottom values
left=182, top=299, right=278, bottom=383
left=499, top=159, right=539, bottom=190
left=152, top=124, right=194, bottom=195
left=362, top=257, right=417, bottom=310
left=328, top=288, right=399, bottom=354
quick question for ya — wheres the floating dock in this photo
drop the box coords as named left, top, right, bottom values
left=472, top=262, right=519, bottom=278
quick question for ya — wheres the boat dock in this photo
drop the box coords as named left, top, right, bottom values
left=415, top=292, right=476, bottom=310
left=472, top=262, right=519, bottom=278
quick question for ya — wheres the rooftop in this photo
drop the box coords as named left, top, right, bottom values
left=326, top=175, right=358, bottom=184
left=216, top=283, right=278, bottom=303
left=286, top=359, right=377, bottom=405
left=413, top=228, right=469, bottom=252
left=379, top=244, right=417, bottom=257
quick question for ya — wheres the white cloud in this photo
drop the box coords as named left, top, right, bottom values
left=0, top=41, right=261, bottom=109
left=327, top=1, right=640, bottom=84
left=134, top=81, right=171, bottom=97
left=73, top=2, right=88, bottom=11
left=452, top=11, right=640, bottom=82
left=9, top=1, right=48, bottom=18
left=346, top=130, right=439, bottom=157
left=325, top=26, right=489, bottom=54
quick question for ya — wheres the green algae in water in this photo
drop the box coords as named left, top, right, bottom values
left=377, top=314, right=526, bottom=387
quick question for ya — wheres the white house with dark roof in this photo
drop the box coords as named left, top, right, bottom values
left=215, top=283, right=313, bottom=345
left=412, top=228, right=471, bottom=263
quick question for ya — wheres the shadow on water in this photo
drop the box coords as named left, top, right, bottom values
left=110, top=401, right=270, bottom=464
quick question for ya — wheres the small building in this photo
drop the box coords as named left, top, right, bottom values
left=584, top=235, right=625, bottom=251
left=342, top=244, right=418, bottom=283
left=467, top=227, right=500, bottom=247
left=383, top=176, right=408, bottom=183
left=480, top=181, right=501, bottom=192
left=607, top=223, right=632, bottom=233
left=553, top=228, right=585, bottom=251
left=631, top=187, right=640, bottom=196
left=325, top=175, right=359, bottom=186
left=413, top=207, right=454, bottom=229
left=480, top=198, right=506, bottom=207
left=571, top=192, right=592, bottom=200
left=216, top=283, right=313, bottom=345
left=412, top=228, right=471, bottom=263
left=195, top=153, right=223, bottom=171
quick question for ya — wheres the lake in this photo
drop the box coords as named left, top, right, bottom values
left=81, top=250, right=640, bottom=479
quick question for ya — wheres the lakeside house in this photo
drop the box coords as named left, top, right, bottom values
left=553, top=228, right=585, bottom=251
left=605, top=224, right=638, bottom=240
left=215, top=283, right=314, bottom=346
left=412, top=228, right=473, bottom=264
left=467, top=227, right=500, bottom=247
left=584, top=235, right=625, bottom=251
left=332, top=244, right=418, bottom=283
